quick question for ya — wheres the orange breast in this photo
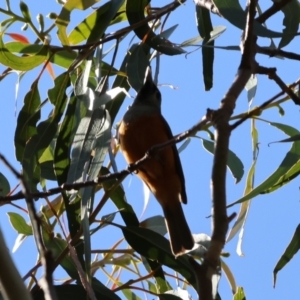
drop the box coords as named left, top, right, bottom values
left=118, top=114, right=183, bottom=206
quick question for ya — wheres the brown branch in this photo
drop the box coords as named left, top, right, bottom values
left=199, top=1, right=257, bottom=299
left=51, top=0, right=186, bottom=55
left=257, top=46, right=300, bottom=61
left=0, top=154, right=57, bottom=300
left=256, top=0, right=292, bottom=24
left=256, top=66, right=300, bottom=105
left=230, top=89, right=285, bottom=130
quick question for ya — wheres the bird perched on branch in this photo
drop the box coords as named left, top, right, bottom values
left=118, top=67, right=194, bottom=256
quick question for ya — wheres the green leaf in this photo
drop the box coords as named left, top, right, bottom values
left=39, top=143, right=56, bottom=181
left=105, top=43, right=136, bottom=123
left=126, top=0, right=185, bottom=55
left=4, top=42, right=120, bottom=73
left=19, top=1, right=31, bottom=21
left=269, top=133, right=300, bottom=144
left=0, top=172, right=10, bottom=197
left=54, top=96, right=77, bottom=185
left=234, top=287, right=246, bottom=300
left=100, top=167, right=139, bottom=227
left=22, top=73, right=70, bottom=191
left=55, top=0, right=101, bottom=45
left=0, top=34, right=48, bottom=71
left=100, top=167, right=170, bottom=293
left=213, top=0, right=292, bottom=38
left=140, top=215, right=167, bottom=236
left=66, top=107, right=107, bottom=186
left=279, top=0, right=300, bottom=48
left=196, top=6, right=214, bottom=90
left=92, top=277, right=122, bottom=300
left=120, top=286, right=142, bottom=300
left=201, top=138, right=244, bottom=183
left=14, top=79, right=41, bottom=162
left=32, top=284, right=120, bottom=300
left=79, top=105, right=111, bottom=278
left=7, top=212, right=32, bottom=235
left=221, top=259, right=237, bottom=295
left=273, top=224, right=300, bottom=287
left=68, top=0, right=124, bottom=45
left=42, top=229, right=78, bottom=280
left=121, top=226, right=197, bottom=289
left=126, top=44, right=149, bottom=92
left=180, top=35, right=204, bottom=47
left=228, top=121, right=300, bottom=207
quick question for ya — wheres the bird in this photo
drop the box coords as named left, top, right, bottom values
left=118, top=67, right=194, bottom=256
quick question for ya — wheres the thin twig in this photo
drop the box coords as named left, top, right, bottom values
left=0, top=154, right=57, bottom=300
left=201, top=0, right=258, bottom=299
left=257, top=46, right=300, bottom=61
left=256, top=66, right=300, bottom=105
left=256, top=0, right=292, bottom=24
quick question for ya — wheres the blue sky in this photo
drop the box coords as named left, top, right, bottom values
left=1, top=1, right=300, bottom=299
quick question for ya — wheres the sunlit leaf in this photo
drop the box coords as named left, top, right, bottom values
left=221, top=259, right=237, bottom=295
left=7, top=212, right=32, bottom=235
left=68, top=0, right=124, bottom=45
left=0, top=34, right=49, bottom=71
left=55, top=0, right=101, bottom=45
left=234, top=287, right=246, bottom=300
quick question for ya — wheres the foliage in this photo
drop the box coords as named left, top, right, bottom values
left=0, top=0, right=300, bottom=299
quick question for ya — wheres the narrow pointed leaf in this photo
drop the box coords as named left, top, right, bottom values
left=7, top=212, right=32, bottom=235
left=22, top=73, right=70, bottom=191
left=126, top=0, right=185, bottom=55
left=126, top=44, right=149, bottom=92
left=196, top=6, right=214, bottom=90
left=15, top=80, right=40, bottom=162
left=54, top=96, right=77, bottom=185
left=273, top=224, right=300, bottom=287
left=68, top=0, right=124, bottom=45
left=121, top=226, right=197, bottom=289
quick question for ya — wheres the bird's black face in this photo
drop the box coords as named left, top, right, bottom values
left=135, top=68, right=162, bottom=108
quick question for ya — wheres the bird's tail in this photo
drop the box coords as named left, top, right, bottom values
left=163, top=202, right=194, bottom=256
